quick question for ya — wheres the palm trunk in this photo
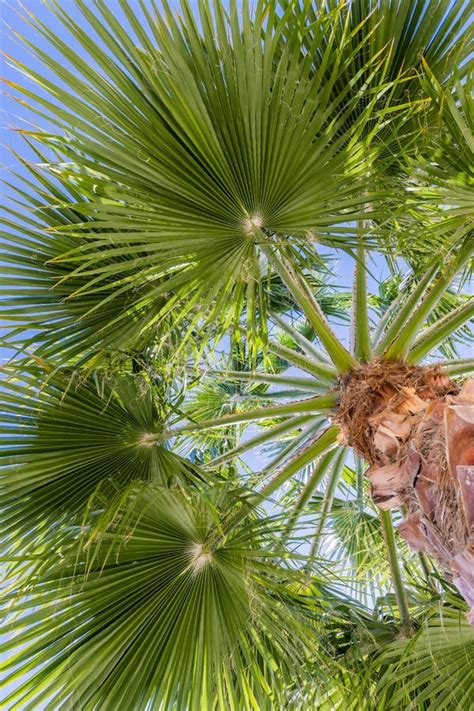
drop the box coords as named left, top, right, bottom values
left=335, top=362, right=474, bottom=621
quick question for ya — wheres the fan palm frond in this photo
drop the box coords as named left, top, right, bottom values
left=393, top=64, right=473, bottom=265
left=3, top=0, right=405, bottom=362
left=0, top=369, right=204, bottom=551
left=2, top=1, right=474, bottom=707
left=376, top=603, right=474, bottom=710
left=276, top=0, right=472, bottom=168
left=1, top=483, right=338, bottom=711
left=1, top=152, right=195, bottom=367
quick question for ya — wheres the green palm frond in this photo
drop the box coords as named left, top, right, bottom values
left=394, top=65, right=474, bottom=264
left=416, top=64, right=473, bottom=213
left=3, top=0, right=404, bottom=362
left=276, top=0, right=472, bottom=168
left=376, top=603, right=474, bottom=710
left=2, top=1, right=474, bottom=707
left=0, top=369, right=204, bottom=551
left=1, top=152, right=196, bottom=367
left=373, top=273, right=474, bottom=359
left=1, top=484, right=334, bottom=711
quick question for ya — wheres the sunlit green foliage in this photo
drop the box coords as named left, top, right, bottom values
left=1, top=1, right=472, bottom=708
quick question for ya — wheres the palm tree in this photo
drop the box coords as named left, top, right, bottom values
left=1, top=1, right=473, bottom=708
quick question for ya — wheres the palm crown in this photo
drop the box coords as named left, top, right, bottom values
left=1, top=1, right=473, bottom=709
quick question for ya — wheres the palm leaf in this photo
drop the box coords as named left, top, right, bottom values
left=276, top=0, right=472, bottom=171
left=1, top=153, right=193, bottom=367
left=393, top=63, right=473, bottom=265
left=0, top=369, right=204, bottom=551
left=4, top=0, right=399, bottom=361
left=1, top=483, right=333, bottom=711
left=376, top=603, right=474, bottom=710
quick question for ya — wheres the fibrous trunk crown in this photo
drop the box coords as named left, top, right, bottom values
left=334, top=359, right=474, bottom=621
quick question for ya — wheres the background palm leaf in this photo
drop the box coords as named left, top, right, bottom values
left=376, top=602, right=474, bottom=710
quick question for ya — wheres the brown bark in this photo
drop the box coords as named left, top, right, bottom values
left=335, top=361, right=474, bottom=621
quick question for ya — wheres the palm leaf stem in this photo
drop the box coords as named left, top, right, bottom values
left=268, top=340, right=337, bottom=381
left=407, top=299, right=474, bottom=363
left=308, top=447, right=347, bottom=558
left=439, top=358, right=474, bottom=377
left=417, top=552, right=438, bottom=595
left=255, top=426, right=340, bottom=503
left=351, top=238, right=372, bottom=362
left=208, top=415, right=316, bottom=466
left=355, top=455, right=365, bottom=512
left=208, top=426, right=340, bottom=545
left=162, top=393, right=338, bottom=440
left=374, top=262, right=440, bottom=354
left=255, top=425, right=339, bottom=503
left=270, top=312, right=332, bottom=364
left=261, top=240, right=356, bottom=373
left=213, top=370, right=326, bottom=391
left=382, top=240, right=473, bottom=360
left=379, top=510, right=412, bottom=634
left=282, top=449, right=340, bottom=542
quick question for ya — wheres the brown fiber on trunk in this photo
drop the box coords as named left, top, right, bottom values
left=334, top=360, right=474, bottom=621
